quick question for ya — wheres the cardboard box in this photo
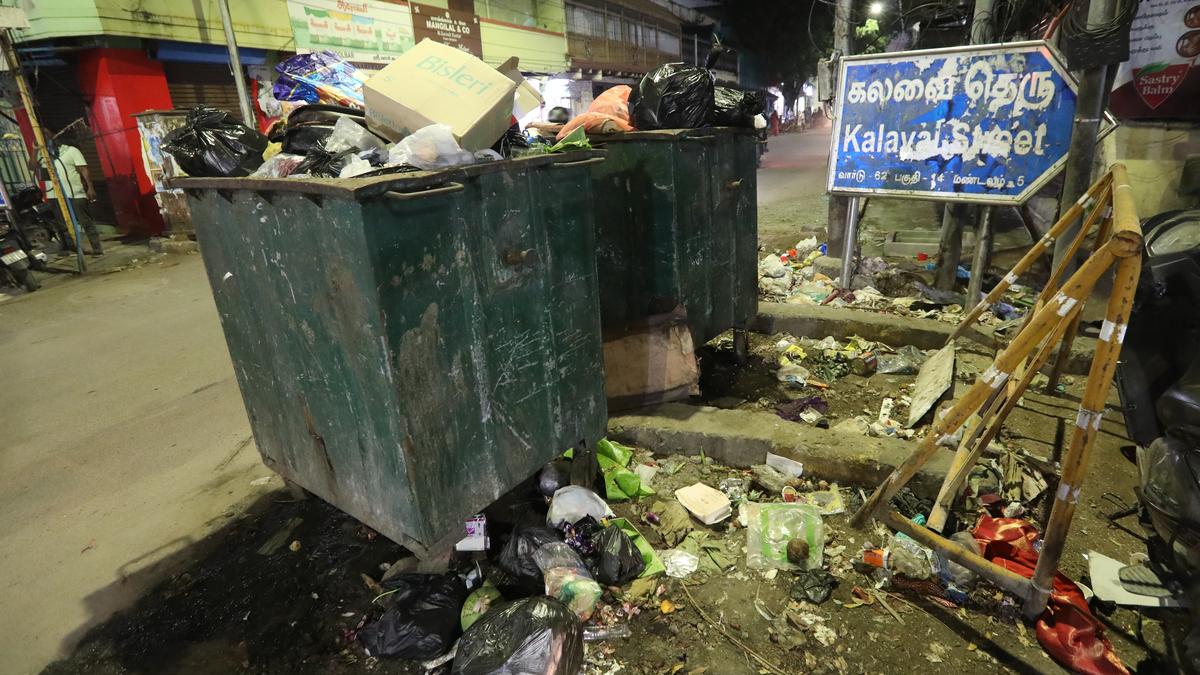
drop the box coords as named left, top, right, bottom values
left=363, top=39, right=542, bottom=151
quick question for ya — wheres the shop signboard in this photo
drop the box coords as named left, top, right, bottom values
left=1110, top=0, right=1200, bottom=120
left=411, top=2, right=482, bottom=57
left=287, top=0, right=415, bottom=64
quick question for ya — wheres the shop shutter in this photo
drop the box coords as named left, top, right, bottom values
left=164, top=62, right=245, bottom=118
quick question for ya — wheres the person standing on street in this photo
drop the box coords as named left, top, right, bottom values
left=44, top=138, right=103, bottom=256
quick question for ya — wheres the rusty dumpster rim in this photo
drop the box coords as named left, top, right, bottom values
left=168, top=149, right=606, bottom=200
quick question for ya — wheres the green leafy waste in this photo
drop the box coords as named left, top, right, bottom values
left=597, top=439, right=655, bottom=501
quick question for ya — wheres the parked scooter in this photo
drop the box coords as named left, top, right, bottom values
left=1112, top=207, right=1200, bottom=668
left=0, top=211, right=41, bottom=291
left=11, top=185, right=62, bottom=257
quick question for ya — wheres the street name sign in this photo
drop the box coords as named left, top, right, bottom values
left=827, top=41, right=1078, bottom=205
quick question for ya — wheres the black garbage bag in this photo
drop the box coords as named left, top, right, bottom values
left=163, top=106, right=267, bottom=178
left=358, top=573, right=468, bottom=660
left=496, top=526, right=560, bottom=595
left=712, top=86, right=766, bottom=128
left=629, top=63, right=714, bottom=130
left=592, top=526, right=645, bottom=586
left=451, top=596, right=583, bottom=675
left=292, top=148, right=356, bottom=177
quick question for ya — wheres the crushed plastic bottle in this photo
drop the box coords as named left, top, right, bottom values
left=583, top=624, right=631, bottom=641
left=886, top=535, right=936, bottom=580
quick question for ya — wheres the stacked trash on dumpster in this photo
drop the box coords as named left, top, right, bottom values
left=163, top=40, right=766, bottom=180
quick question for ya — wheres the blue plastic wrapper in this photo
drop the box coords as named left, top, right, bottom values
left=273, top=51, right=365, bottom=107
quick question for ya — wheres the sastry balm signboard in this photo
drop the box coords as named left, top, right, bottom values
left=827, top=41, right=1078, bottom=205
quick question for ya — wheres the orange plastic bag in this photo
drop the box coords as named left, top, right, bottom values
left=556, top=86, right=634, bottom=140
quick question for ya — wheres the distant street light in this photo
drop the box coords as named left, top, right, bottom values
left=869, top=1, right=884, bottom=16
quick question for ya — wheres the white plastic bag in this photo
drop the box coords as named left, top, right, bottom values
left=387, top=124, right=474, bottom=170
left=546, top=486, right=612, bottom=528
left=324, top=116, right=385, bottom=154
left=251, top=152, right=305, bottom=178
left=338, top=155, right=374, bottom=178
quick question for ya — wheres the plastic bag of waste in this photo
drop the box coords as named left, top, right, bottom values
left=712, top=86, right=765, bottom=127
left=936, top=530, right=982, bottom=586
left=533, top=542, right=602, bottom=620
left=744, top=502, right=824, bottom=570
left=557, top=85, right=635, bottom=140
left=497, top=526, right=561, bottom=595
left=546, top=485, right=612, bottom=528
left=877, top=345, right=927, bottom=374
left=592, top=525, right=645, bottom=585
left=162, top=106, right=267, bottom=177
left=338, top=155, right=375, bottom=178
left=491, top=122, right=530, bottom=158
left=358, top=573, right=468, bottom=660
left=292, top=148, right=355, bottom=178
left=386, top=124, right=475, bottom=170
left=251, top=152, right=305, bottom=178
left=629, top=63, right=715, bottom=130
left=324, top=116, right=386, bottom=154
left=451, top=596, right=583, bottom=675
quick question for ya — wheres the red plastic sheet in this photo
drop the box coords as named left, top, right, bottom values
left=972, top=516, right=1128, bottom=675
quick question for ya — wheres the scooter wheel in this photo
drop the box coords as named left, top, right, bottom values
left=17, top=269, right=39, bottom=292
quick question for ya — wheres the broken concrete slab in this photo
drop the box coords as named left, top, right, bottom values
left=752, top=302, right=1096, bottom=375
left=608, top=403, right=953, bottom=498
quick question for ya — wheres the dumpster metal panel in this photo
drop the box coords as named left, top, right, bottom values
left=589, top=128, right=758, bottom=345
left=178, top=152, right=607, bottom=553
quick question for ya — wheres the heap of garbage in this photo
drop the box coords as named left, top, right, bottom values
left=758, top=236, right=1033, bottom=329
left=163, top=41, right=766, bottom=181
left=341, top=435, right=1121, bottom=674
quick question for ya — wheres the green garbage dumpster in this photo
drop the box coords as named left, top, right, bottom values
left=589, top=128, right=759, bottom=345
left=176, top=151, right=607, bottom=555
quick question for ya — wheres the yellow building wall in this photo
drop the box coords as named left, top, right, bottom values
left=1100, top=125, right=1200, bottom=217
left=17, top=0, right=568, bottom=72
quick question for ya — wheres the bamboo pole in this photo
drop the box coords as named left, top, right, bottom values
left=1023, top=222, right=1142, bottom=618
left=933, top=303, right=1082, bottom=507
left=884, top=509, right=1034, bottom=600
left=1044, top=198, right=1117, bottom=394
left=851, top=243, right=1118, bottom=528
left=0, top=29, right=85, bottom=272
left=947, top=173, right=1112, bottom=342
left=927, top=383, right=1009, bottom=532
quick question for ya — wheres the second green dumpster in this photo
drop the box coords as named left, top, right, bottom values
left=589, top=127, right=759, bottom=345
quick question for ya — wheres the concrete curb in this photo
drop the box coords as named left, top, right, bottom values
left=608, top=403, right=952, bottom=498
left=752, top=302, right=1095, bottom=375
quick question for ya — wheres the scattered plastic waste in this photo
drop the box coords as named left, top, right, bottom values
left=660, top=549, right=701, bottom=578
left=877, top=345, right=927, bottom=375
left=583, top=624, right=632, bottom=641
left=792, top=568, right=837, bottom=604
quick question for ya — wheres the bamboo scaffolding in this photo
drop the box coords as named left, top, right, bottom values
left=850, top=164, right=1143, bottom=620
